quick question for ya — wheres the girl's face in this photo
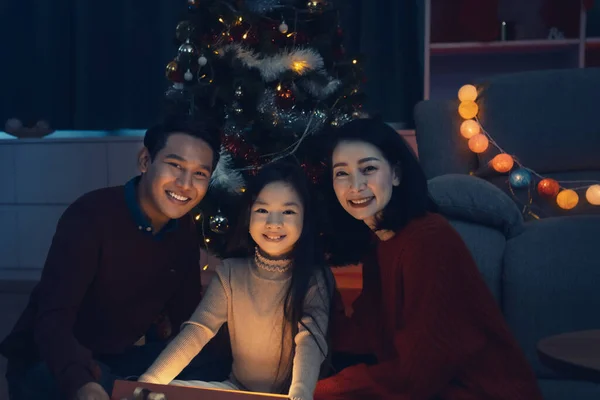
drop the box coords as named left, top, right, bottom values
left=331, top=140, right=400, bottom=228
left=249, top=181, right=304, bottom=257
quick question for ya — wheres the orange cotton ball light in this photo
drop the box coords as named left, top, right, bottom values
left=458, top=101, right=479, bottom=119
left=460, top=119, right=481, bottom=139
left=556, top=189, right=579, bottom=210
left=468, top=134, right=489, bottom=153
left=458, top=84, right=478, bottom=102
left=491, top=154, right=514, bottom=173
left=586, top=184, right=600, bottom=205
left=537, top=178, right=560, bottom=198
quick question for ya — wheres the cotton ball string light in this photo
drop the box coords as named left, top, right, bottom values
left=556, top=189, right=579, bottom=210
left=585, top=184, right=600, bottom=205
left=458, top=84, right=478, bottom=102
left=509, top=168, right=531, bottom=188
left=460, top=119, right=480, bottom=139
left=468, top=134, right=489, bottom=153
left=491, top=154, right=514, bottom=173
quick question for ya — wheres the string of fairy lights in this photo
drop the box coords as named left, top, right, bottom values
left=456, top=84, right=600, bottom=215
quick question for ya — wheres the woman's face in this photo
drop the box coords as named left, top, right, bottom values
left=331, top=140, right=400, bottom=227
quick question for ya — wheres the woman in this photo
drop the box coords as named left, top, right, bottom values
left=315, top=118, right=543, bottom=400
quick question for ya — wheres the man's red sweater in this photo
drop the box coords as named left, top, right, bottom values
left=316, top=213, right=543, bottom=400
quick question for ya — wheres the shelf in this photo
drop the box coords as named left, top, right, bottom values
left=430, top=39, right=580, bottom=55
left=585, top=37, right=600, bottom=49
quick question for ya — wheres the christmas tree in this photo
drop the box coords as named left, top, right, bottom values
left=164, top=0, right=366, bottom=257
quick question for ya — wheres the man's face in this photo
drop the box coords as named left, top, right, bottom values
left=138, top=133, right=214, bottom=228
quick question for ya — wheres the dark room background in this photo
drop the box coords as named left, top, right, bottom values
left=0, top=0, right=423, bottom=131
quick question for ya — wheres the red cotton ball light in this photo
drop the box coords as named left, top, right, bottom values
left=537, top=178, right=560, bottom=198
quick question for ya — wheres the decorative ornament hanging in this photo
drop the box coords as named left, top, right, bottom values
left=460, top=119, right=480, bottom=139
left=279, top=21, right=289, bottom=34
left=491, top=153, right=514, bottom=173
left=198, top=55, right=208, bottom=67
left=275, top=84, right=295, bottom=109
left=556, top=189, right=579, bottom=210
left=458, top=84, right=478, bottom=102
left=184, top=69, right=194, bottom=81
left=537, top=178, right=560, bottom=198
left=209, top=211, right=229, bottom=234
left=178, top=41, right=198, bottom=57
left=234, top=86, right=244, bottom=99
left=468, top=134, right=489, bottom=153
left=586, top=184, right=600, bottom=205
left=232, top=101, right=244, bottom=114
left=176, top=21, right=194, bottom=42
left=166, top=60, right=184, bottom=83
left=458, top=101, right=479, bottom=119
left=509, top=168, right=532, bottom=189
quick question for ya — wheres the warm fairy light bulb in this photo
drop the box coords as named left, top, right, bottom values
left=458, top=84, right=478, bottom=102
left=195, top=214, right=201, bottom=221
left=276, top=83, right=282, bottom=91
left=218, top=17, right=224, bottom=23
left=242, top=32, right=248, bottom=39
left=202, top=264, right=209, bottom=271
left=292, top=60, right=309, bottom=73
left=491, top=153, right=514, bottom=173
left=585, top=184, right=600, bottom=205
left=460, top=119, right=480, bottom=139
left=556, top=189, right=579, bottom=210
left=205, top=238, right=211, bottom=243
left=468, top=134, right=489, bottom=153
left=458, top=101, right=479, bottom=119
left=352, top=59, right=358, bottom=64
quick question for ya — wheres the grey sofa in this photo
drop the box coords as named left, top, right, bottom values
left=414, top=68, right=600, bottom=400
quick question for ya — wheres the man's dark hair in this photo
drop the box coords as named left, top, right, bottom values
left=143, top=116, right=221, bottom=169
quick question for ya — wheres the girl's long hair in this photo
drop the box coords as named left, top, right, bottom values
left=226, top=158, right=334, bottom=393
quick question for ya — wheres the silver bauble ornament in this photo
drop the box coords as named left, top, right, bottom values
left=209, top=213, right=229, bottom=234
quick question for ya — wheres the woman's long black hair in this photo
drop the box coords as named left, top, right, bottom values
left=322, top=117, right=438, bottom=266
left=226, top=158, right=334, bottom=394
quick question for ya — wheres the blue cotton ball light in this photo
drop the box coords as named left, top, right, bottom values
left=509, top=169, right=532, bottom=188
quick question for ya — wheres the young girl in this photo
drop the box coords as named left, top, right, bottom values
left=139, top=160, right=333, bottom=400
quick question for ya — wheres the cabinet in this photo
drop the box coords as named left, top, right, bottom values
left=0, top=134, right=143, bottom=279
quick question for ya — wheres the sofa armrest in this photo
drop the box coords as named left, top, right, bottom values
left=428, top=174, right=524, bottom=238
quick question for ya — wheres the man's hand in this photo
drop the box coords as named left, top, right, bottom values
left=74, top=382, right=110, bottom=400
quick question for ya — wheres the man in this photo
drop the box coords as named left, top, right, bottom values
left=0, top=117, right=231, bottom=400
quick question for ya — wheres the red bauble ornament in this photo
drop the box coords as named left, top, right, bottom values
left=537, top=178, right=560, bottom=198
left=275, top=87, right=295, bottom=109
left=166, top=61, right=184, bottom=83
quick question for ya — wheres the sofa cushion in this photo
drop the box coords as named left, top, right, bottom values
left=502, top=215, right=600, bottom=377
left=476, top=68, right=600, bottom=174
left=538, top=378, right=600, bottom=400
left=428, top=174, right=524, bottom=238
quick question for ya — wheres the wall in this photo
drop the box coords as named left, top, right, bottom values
left=0, top=130, right=417, bottom=281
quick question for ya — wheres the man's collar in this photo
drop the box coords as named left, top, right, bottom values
left=125, top=176, right=178, bottom=236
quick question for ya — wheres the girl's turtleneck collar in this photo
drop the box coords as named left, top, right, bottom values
left=254, top=247, right=293, bottom=273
